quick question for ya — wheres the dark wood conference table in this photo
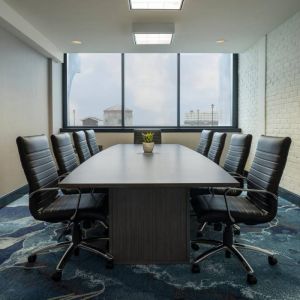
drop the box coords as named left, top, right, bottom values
left=59, top=144, right=239, bottom=264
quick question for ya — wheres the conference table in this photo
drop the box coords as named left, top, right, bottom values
left=59, top=144, right=238, bottom=264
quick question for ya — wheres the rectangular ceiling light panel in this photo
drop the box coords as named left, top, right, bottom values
left=130, top=0, right=184, bottom=10
left=134, top=33, right=173, bottom=44
left=132, top=23, right=175, bottom=45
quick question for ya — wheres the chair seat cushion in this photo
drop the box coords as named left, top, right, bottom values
left=191, top=194, right=269, bottom=225
left=41, top=193, right=107, bottom=222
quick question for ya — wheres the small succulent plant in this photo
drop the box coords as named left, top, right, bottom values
left=142, top=132, right=154, bottom=143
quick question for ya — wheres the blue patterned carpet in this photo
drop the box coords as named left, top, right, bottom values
left=0, top=195, right=299, bottom=300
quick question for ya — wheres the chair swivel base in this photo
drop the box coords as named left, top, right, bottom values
left=50, top=241, right=113, bottom=281
left=27, top=222, right=113, bottom=281
left=191, top=225, right=278, bottom=285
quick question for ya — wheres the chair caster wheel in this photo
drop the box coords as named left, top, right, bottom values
left=28, top=254, right=37, bottom=263
left=51, top=271, right=62, bottom=282
left=214, top=223, right=222, bottom=231
left=268, top=256, right=278, bottom=266
left=191, top=264, right=200, bottom=273
left=106, top=260, right=114, bottom=269
left=191, top=242, right=200, bottom=251
left=74, top=247, right=80, bottom=256
left=247, top=273, right=257, bottom=285
left=196, top=231, right=203, bottom=238
left=225, top=250, right=231, bottom=258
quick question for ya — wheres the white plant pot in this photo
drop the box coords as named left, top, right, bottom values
left=143, top=142, right=154, bottom=153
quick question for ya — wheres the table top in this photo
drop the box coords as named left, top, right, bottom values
left=59, top=144, right=239, bottom=188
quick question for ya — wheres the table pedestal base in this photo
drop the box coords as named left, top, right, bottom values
left=109, top=187, right=190, bottom=264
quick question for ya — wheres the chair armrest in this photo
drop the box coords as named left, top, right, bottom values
left=222, top=187, right=278, bottom=224
left=29, top=187, right=62, bottom=198
left=228, top=172, right=247, bottom=180
left=29, top=187, right=82, bottom=221
left=224, top=187, right=277, bottom=200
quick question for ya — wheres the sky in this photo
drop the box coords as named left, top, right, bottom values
left=67, top=53, right=232, bottom=126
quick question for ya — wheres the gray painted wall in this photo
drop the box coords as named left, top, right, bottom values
left=0, top=25, right=62, bottom=197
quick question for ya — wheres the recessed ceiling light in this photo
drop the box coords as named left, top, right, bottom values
left=134, top=33, right=173, bottom=45
left=72, top=40, right=82, bottom=45
left=132, top=23, right=174, bottom=45
left=216, top=39, right=225, bottom=44
left=129, top=0, right=184, bottom=10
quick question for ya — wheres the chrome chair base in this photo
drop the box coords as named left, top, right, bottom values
left=191, top=225, right=277, bottom=285
left=27, top=221, right=113, bottom=281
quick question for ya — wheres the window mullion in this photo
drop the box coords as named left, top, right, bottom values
left=177, top=53, right=180, bottom=127
left=121, top=53, right=125, bottom=127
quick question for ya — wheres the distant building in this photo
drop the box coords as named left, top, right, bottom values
left=103, top=105, right=133, bottom=126
left=81, top=117, right=101, bottom=126
left=184, top=110, right=218, bottom=126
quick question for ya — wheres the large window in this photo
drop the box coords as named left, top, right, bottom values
left=65, top=53, right=236, bottom=129
left=67, top=54, right=121, bottom=126
left=180, top=54, right=232, bottom=127
left=125, top=54, right=177, bottom=126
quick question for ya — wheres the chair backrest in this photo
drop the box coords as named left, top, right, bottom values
left=207, top=132, right=227, bottom=164
left=51, top=133, right=78, bottom=175
left=223, top=134, right=252, bottom=175
left=247, top=135, right=291, bottom=218
left=73, top=131, right=91, bottom=163
left=85, top=129, right=99, bottom=156
left=134, top=129, right=162, bottom=144
left=16, top=135, right=58, bottom=219
left=196, top=130, right=213, bottom=156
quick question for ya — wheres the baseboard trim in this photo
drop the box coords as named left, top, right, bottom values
left=0, top=185, right=29, bottom=209
left=278, top=187, right=300, bottom=207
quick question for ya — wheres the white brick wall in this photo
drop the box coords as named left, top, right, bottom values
left=266, top=11, right=300, bottom=194
left=239, top=11, right=300, bottom=195
left=239, top=37, right=266, bottom=170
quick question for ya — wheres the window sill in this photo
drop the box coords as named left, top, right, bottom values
left=60, top=127, right=241, bottom=133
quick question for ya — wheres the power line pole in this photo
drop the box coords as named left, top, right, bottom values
left=211, top=104, right=214, bottom=126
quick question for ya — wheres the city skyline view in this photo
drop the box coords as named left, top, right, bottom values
left=67, top=53, right=232, bottom=126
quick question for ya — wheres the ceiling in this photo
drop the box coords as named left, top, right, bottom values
left=4, top=0, right=300, bottom=53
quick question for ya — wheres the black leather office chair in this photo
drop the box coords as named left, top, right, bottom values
left=51, top=132, right=109, bottom=220
left=190, top=135, right=291, bottom=284
left=16, top=135, right=113, bottom=281
left=73, top=131, right=91, bottom=163
left=223, top=134, right=252, bottom=175
left=207, top=132, right=227, bottom=164
left=195, top=130, right=213, bottom=156
left=192, top=133, right=252, bottom=235
left=85, top=129, right=101, bottom=156
left=51, top=133, right=78, bottom=175
left=134, top=129, right=162, bottom=144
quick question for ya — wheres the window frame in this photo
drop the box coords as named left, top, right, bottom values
left=62, top=53, right=239, bottom=132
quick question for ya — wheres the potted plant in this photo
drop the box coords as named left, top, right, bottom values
left=142, top=132, right=155, bottom=153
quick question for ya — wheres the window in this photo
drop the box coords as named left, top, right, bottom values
left=125, top=54, right=177, bottom=126
left=67, top=53, right=121, bottom=126
left=180, top=54, right=233, bottom=126
left=64, top=53, right=236, bottom=129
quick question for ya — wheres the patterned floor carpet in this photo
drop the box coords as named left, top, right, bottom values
left=0, top=195, right=299, bottom=300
